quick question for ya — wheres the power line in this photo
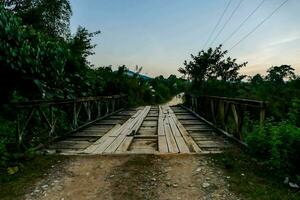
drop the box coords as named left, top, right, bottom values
left=229, top=0, right=290, bottom=51
left=210, top=0, right=244, bottom=47
left=223, top=0, right=265, bottom=45
left=203, top=0, right=232, bottom=49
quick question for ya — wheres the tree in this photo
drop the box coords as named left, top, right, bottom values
left=3, top=0, right=72, bottom=37
left=266, top=65, right=296, bottom=83
left=0, top=5, right=70, bottom=101
left=251, top=74, right=264, bottom=85
left=178, top=45, right=246, bottom=89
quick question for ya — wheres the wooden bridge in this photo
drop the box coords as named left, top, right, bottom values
left=14, top=94, right=266, bottom=155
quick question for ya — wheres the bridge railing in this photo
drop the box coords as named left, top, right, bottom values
left=13, top=94, right=128, bottom=148
left=184, top=94, right=267, bottom=145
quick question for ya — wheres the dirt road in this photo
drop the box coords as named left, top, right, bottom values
left=26, top=155, right=239, bottom=200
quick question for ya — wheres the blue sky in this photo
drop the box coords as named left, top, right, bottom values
left=70, top=0, right=300, bottom=77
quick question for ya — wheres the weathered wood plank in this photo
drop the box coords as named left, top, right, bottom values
left=168, top=114, right=190, bottom=153
left=115, top=136, right=134, bottom=153
left=83, top=124, right=121, bottom=154
left=72, top=131, right=106, bottom=137
left=158, top=106, right=165, bottom=136
left=161, top=106, right=179, bottom=153
left=105, top=106, right=151, bottom=153
left=49, top=141, right=91, bottom=149
left=158, top=135, right=168, bottom=153
left=168, top=108, right=202, bottom=153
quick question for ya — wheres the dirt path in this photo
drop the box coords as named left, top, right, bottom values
left=25, top=155, right=239, bottom=200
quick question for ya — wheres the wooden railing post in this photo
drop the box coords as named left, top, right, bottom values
left=219, top=101, right=225, bottom=128
left=106, top=100, right=109, bottom=114
left=97, top=101, right=101, bottom=117
left=50, top=105, right=54, bottom=136
left=112, top=98, right=115, bottom=112
left=73, top=102, right=78, bottom=129
left=210, top=99, right=217, bottom=124
left=16, top=110, right=21, bottom=148
left=260, top=104, right=266, bottom=128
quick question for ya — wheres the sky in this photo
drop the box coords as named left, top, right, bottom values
left=70, top=0, right=300, bottom=78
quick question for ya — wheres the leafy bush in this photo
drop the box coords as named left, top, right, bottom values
left=246, top=121, right=300, bottom=178
left=0, top=117, right=15, bottom=167
left=288, top=98, right=300, bottom=127
left=0, top=5, right=70, bottom=101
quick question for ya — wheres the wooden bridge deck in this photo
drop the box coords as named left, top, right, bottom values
left=47, top=105, right=232, bottom=154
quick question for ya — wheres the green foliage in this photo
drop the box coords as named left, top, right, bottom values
left=4, top=0, right=72, bottom=37
left=0, top=116, right=16, bottom=166
left=246, top=121, right=300, bottom=178
left=288, top=98, right=300, bottom=127
left=150, top=75, right=187, bottom=103
left=266, top=65, right=296, bottom=83
left=179, top=45, right=246, bottom=90
left=0, top=5, right=70, bottom=100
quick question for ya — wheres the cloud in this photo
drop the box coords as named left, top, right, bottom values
left=268, top=34, right=300, bottom=47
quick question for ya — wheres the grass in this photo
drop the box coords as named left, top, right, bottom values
left=0, top=155, right=63, bottom=200
left=210, top=149, right=300, bottom=200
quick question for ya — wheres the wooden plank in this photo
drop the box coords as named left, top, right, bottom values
left=167, top=113, right=190, bottom=153
left=105, top=106, right=151, bottom=153
left=141, top=121, right=157, bottom=126
left=129, top=138, right=157, bottom=150
left=95, top=120, right=124, bottom=125
left=66, top=137, right=98, bottom=142
left=162, top=106, right=179, bottom=153
left=89, top=110, right=144, bottom=153
left=81, top=129, right=111, bottom=132
left=109, top=116, right=126, bottom=119
left=83, top=124, right=121, bottom=153
left=158, top=106, right=165, bottom=136
left=116, top=106, right=152, bottom=152
left=176, top=115, right=198, bottom=120
left=49, top=141, right=91, bottom=149
left=139, top=126, right=157, bottom=130
left=134, top=135, right=157, bottom=139
left=158, top=135, right=168, bottom=153
left=185, top=127, right=212, bottom=131
left=169, top=107, right=202, bottom=153
left=92, top=137, right=116, bottom=154
left=72, top=131, right=106, bottom=137
left=95, top=115, right=140, bottom=154
left=103, top=119, right=138, bottom=153
left=138, top=131, right=157, bottom=135
left=183, top=125, right=211, bottom=129
left=197, top=142, right=229, bottom=148
left=180, top=121, right=206, bottom=125
left=129, top=149, right=156, bottom=154
left=115, top=136, right=134, bottom=153
left=144, top=117, right=157, bottom=121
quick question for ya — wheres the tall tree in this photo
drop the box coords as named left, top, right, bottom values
left=266, top=65, right=296, bottom=83
left=179, top=45, right=246, bottom=89
left=3, top=0, right=72, bottom=37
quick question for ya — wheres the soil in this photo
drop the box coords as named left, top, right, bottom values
left=25, top=154, right=240, bottom=200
